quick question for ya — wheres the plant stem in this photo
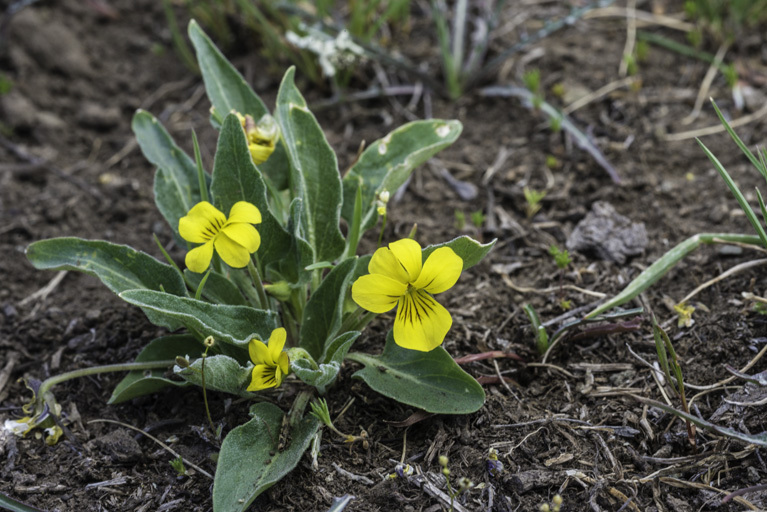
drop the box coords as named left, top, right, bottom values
left=338, top=307, right=374, bottom=334
left=289, top=389, right=314, bottom=429
left=247, top=258, right=269, bottom=309
left=200, top=347, right=217, bottom=436
left=38, top=360, right=176, bottom=401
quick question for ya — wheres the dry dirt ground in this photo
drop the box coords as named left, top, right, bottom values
left=2, top=1, right=767, bottom=511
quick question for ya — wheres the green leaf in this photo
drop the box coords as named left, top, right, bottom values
left=300, top=258, right=359, bottom=360
left=276, top=67, right=345, bottom=264
left=175, top=354, right=252, bottom=396
left=109, top=334, right=196, bottom=404
left=133, top=110, right=205, bottom=239
left=188, top=20, right=268, bottom=122
left=422, top=236, right=496, bottom=270
left=292, top=331, right=360, bottom=394
left=697, top=138, right=767, bottom=248
left=585, top=233, right=763, bottom=319
left=184, top=269, right=248, bottom=306
left=347, top=331, right=485, bottom=414
left=119, top=290, right=277, bottom=347
left=342, top=119, right=462, bottom=232
left=26, top=238, right=187, bottom=296
left=213, top=403, right=319, bottom=512
left=0, top=491, right=45, bottom=512
left=210, top=114, right=300, bottom=271
left=266, top=198, right=314, bottom=286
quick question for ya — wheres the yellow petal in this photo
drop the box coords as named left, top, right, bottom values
left=221, top=223, right=261, bottom=253
left=185, top=241, right=215, bottom=273
left=247, top=365, right=278, bottom=391
left=249, top=338, right=271, bottom=365
left=249, top=143, right=276, bottom=165
left=179, top=201, right=226, bottom=244
left=369, top=246, right=409, bottom=283
left=268, top=328, right=287, bottom=360
left=273, top=363, right=285, bottom=387
left=412, top=247, right=463, bottom=294
left=388, top=239, right=423, bottom=282
left=228, top=201, right=262, bottom=225
left=352, top=274, right=407, bottom=313
left=393, top=290, right=452, bottom=352
left=276, top=351, right=290, bottom=377
left=214, top=232, right=251, bottom=268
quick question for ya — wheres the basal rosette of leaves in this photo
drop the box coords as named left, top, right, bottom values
left=21, top=20, right=495, bottom=512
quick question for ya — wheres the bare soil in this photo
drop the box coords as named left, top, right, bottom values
left=2, top=1, right=767, bottom=511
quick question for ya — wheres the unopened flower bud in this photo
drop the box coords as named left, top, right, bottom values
left=264, top=281, right=292, bottom=302
left=243, top=114, right=279, bottom=165
left=175, top=356, right=190, bottom=368
left=438, top=455, right=449, bottom=467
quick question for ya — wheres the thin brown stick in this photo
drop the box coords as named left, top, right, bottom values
left=682, top=42, right=729, bottom=125
left=88, top=419, right=213, bottom=479
left=676, top=258, right=767, bottom=305
left=662, top=101, right=767, bottom=142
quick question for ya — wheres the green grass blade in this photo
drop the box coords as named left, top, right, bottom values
left=585, top=233, right=762, bottom=319
left=523, top=303, right=549, bottom=354
left=0, top=492, right=45, bottom=512
left=651, top=316, right=672, bottom=384
left=710, top=100, right=763, bottom=174
left=697, top=138, right=767, bottom=248
left=757, top=188, right=767, bottom=229
left=641, top=397, right=767, bottom=447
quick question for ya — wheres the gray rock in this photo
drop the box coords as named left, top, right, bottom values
left=86, top=429, right=143, bottom=463
left=567, top=201, right=648, bottom=264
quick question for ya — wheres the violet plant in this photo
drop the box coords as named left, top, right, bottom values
left=11, top=20, right=495, bottom=511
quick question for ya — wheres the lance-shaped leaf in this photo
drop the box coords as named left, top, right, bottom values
left=26, top=238, right=187, bottom=296
left=266, top=198, right=314, bottom=285
left=292, top=331, right=360, bottom=394
left=109, top=334, right=196, bottom=404
left=300, top=258, right=359, bottom=359
left=175, top=354, right=252, bottom=396
left=213, top=403, right=319, bottom=512
left=210, top=114, right=300, bottom=271
left=347, top=331, right=485, bottom=414
left=119, top=290, right=277, bottom=347
left=342, top=119, right=462, bottom=232
left=188, top=19, right=268, bottom=123
left=276, top=67, right=345, bottom=264
left=422, top=236, right=496, bottom=270
left=133, top=110, right=205, bottom=239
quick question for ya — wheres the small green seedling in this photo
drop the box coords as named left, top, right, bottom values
left=549, top=245, right=571, bottom=306
left=523, top=68, right=542, bottom=109
left=524, top=187, right=546, bottom=218
left=170, top=456, right=187, bottom=476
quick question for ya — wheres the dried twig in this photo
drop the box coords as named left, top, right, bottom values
left=676, top=258, right=767, bottom=305
left=88, top=419, right=213, bottom=479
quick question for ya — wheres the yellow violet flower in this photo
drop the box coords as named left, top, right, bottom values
left=247, top=327, right=290, bottom=391
left=179, top=201, right=262, bottom=273
left=235, top=112, right=279, bottom=165
left=352, top=239, right=463, bottom=352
